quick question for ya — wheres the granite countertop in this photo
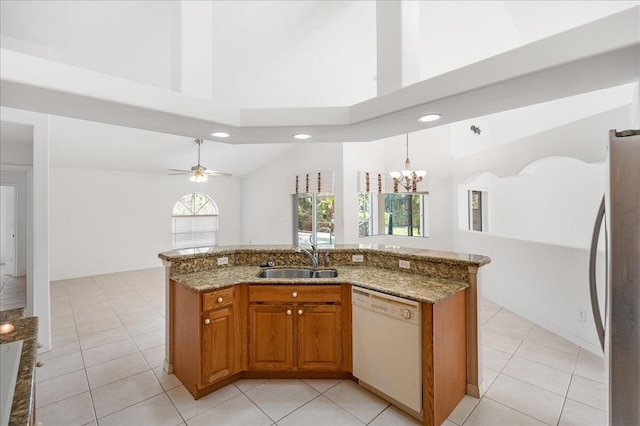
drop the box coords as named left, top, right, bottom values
left=159, top=244, right=491, bottom=267
left=0, top=314, right=38, bottom=426
left=171, top=265, right=468, bottom=304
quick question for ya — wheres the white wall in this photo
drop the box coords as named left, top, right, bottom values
left=455, top=231, right=601, bottom=353
left=341, top=140, right=386, bottom=244
left=0, top=0, right=173, bottom=89
left=211, top=1, right=376, bottom=108
left=240, top=143, right=343, bottom=245
left=50, top=168, right=242, bottom=280
left=464, top=159, right=605, bottom=249
left=166, top=175, right=242, bottom=248
left=450, top=103, right=633, bottom=352
left=375, top=126, right=455, bottom=250
left=0, top=107, right=51, bottom=352
left=0, top=140, right=33, bottom=166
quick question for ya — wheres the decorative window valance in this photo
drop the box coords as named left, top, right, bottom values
left=357, top=171, right=429, bottom=193
left=289, top=171, right=335, bottom=194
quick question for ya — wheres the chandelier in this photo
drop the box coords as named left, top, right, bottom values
left=389, top=134, right=426, bottom=192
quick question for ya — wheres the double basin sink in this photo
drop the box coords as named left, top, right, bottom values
left=257, top=268, right=338, bottom=279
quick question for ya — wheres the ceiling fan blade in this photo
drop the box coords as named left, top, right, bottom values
left=170, top=140, right=232, bottom=178
left=203, top=170, right=232, bottom=177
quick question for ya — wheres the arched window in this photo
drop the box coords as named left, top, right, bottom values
left=171, top=193, right=219, bottom=249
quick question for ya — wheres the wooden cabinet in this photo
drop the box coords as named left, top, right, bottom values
left=297, top=304, right=342, bottom=370
left=248, top=285, right=348, bottom=372
left=201, top=306, right=234, bottom=384
left=248, top=305, right=293, bottom=370
left=171, top=282, right=247, bottom=398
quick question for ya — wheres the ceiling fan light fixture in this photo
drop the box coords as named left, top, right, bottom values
left=418, top=114, right=442, bottom=123
left=210, top=132, right=230, bottom=138
left=189, top=170, right=209, bottom=183
left=169, top=139, right=231, bottom=182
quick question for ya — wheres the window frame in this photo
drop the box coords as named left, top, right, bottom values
left=358, top=192, right=430, bottom=238
left=171, top=193, right=219, bottom=249
left=292, top=192, right=335, bottom=247
left=467, top=189, right=488, bottom=232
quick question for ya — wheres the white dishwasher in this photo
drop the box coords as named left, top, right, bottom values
left=352, top=287, right=422, bottom=413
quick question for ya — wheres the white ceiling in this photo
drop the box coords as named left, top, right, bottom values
left=0, top=1, right=638, bottom=175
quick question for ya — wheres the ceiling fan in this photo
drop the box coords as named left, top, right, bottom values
left=169, top=139, right=231, bottom=183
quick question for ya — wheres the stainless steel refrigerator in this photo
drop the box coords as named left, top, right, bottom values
left=589, top=129, right=640, bottom=426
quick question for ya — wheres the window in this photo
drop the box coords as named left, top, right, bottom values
left=383, top=193, right=427, bottom=237
left=358, top=193, right=375, bottom=238
left=293, top=193, right=334, bottom=247
left=468, top=190, right=488, bottom=232
left=171, top=193, right=219, bottom=249
left=358, top=193, right=429, bottom=238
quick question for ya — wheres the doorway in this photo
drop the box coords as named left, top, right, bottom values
left=0, top=184, right=26, bottom=311
left=1, top=185, right=17, bottom=278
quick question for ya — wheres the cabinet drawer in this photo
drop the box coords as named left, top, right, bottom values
left=249, top=285, right=341, bottom=304
left=202, top=287, right=234, bottom=311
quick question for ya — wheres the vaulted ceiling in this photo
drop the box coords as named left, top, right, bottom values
left=0, top=1, right=638, bottom=175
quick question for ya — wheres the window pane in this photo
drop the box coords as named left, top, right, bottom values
left=384, top=194, right=423, bottom=237
left=316, top=193, right=334, bottom=246
left=296, top=194, right=313, bottom=246
left=358, top=193, right=372, bottom=237
left=172, top=194, right=194, bottom=216
left=171, top=193, right=219, bottom=249
left=193, top=193, right=215, bottom=215
left=470, top=190, right=483, bottom=231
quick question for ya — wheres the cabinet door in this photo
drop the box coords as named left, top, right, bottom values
left=249, top=305, right=293, bottom=370
left=201, top=307, right=234, bottom=385
left=296, top=304, right=342, bottom=371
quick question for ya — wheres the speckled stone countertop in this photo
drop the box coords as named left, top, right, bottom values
left=159, top=244, right=490, bottom=267
left=162, top=244, right=490, bottom=303
left=171, top=265, right=468, bottom=304
left=0, top=314, right=38, bottom=426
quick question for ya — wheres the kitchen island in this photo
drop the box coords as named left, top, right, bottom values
left=0, top=308, right=39, bottom=426
left=159, top=245, right=490, bottom=426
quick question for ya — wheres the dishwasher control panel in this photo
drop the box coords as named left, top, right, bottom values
left=352, top=288, right=420, bottom=325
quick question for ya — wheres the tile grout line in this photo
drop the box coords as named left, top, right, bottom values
left=480, top=395, right=555, bottom=425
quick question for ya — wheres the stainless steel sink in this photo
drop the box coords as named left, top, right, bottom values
left=257, top=268, right=338, bottom=279
left=313, top=269, right=339, bottom=278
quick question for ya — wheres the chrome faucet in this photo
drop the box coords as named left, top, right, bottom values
left=295, top=245, right=318, bottom=268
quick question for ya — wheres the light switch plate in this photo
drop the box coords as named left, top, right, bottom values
left=352, top=254, right=364, bottom=263
left=217, top=257, right=229, bottom=266
left=399, top=260, right=410, bottom=269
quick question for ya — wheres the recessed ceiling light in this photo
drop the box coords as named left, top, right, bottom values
left=417, top=114, right=442, bottom=123
left=210, top=132, right=230, bottom=138
left=293, top=133, right=312, bottom=140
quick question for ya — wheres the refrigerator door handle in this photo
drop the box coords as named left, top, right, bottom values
left=589, top=195, right=606, bottom=352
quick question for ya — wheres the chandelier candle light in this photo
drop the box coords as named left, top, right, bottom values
left=389, top=134, right=426, bottom=192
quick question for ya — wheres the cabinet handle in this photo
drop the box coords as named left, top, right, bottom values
left=292, top=292, right=298, bottom=298
left=217, top=297, right=223, bottom=303
left=298, top=309, right=303, bottom=315
left=204, top=319, right=211, bottom=325
left=36, top=361, right=44, bottom=368
left=286, top=309, right=292, bottom=315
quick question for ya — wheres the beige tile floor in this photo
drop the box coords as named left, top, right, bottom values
left=23, top=267, right=606, bottom=426
left=0, top=269, right=27, bottom=311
